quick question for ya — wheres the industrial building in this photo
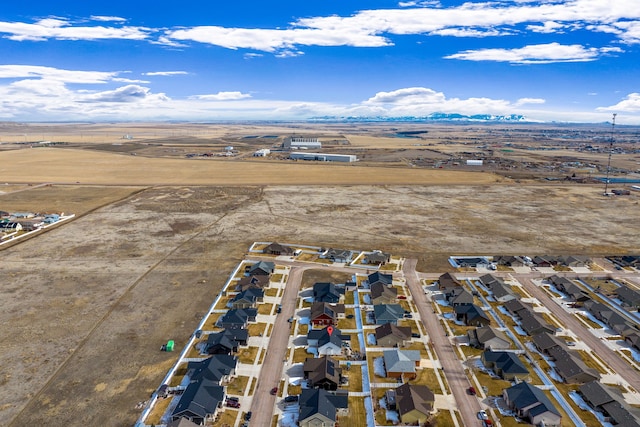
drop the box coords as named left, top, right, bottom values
left=290, top=152, right=357, bottom=163
left=283, top=136, right=322, bottom=150
left=253, top=148, right=270, bottom=157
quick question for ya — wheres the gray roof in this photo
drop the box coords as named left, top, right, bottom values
left=531, top=332, right=566, bottom=352
left=172, top=377, right=224, bottom=420
left=618, top=286, right=640, bottom=306
left=383, top=349, right=421, bottom=374
left=373, top=304, right=404, bottom=322
left=307, top=325, right=348, bottom=348
left=547, top=346, right=599, bottom=383
left=248, top=260, right=274, bottom=275
left=504, top=299, right=531, bottom=315
left=313, top=282, right=341, bottom=302
left=368, top=271, right=393, bottom=286
left=505, top=382, right=561, bottom=417
left=579, top=381, right=618, bottom=408
left=299, top=389, right=348, bottom=423
left=454, top=304, right=491, bottom=324
left=448, top=288, right=474, bottom=305
left=473, top=326, right=511, bottom=348
left=303, top=355, right=342, bottom=387
left=518, top=310, right=555, bottom=335
left=482, top=351, right=529, bottom=376
left=479, top=273, right=506, bottom=288
left=371, top=282, right=398, bottom=302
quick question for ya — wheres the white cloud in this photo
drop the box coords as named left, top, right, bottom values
left=143, top=71, right=189, bottom=76
left=90, top=16, right=127, bottom=23
left=243, top=53, right=264, bottom=60
left=598, top=93, right=640, bottom=112
left=191, top=92, right=252, bottom=101
left=0, top=65, right=118, bottom=83
left=81, top=85, right=169, bottom=103
left=515, top=98, right=545, bottom=106
left=0, top=17, right=149, bottom=42
left=445, top=42, right=620, bottom=63
left=526, top=21, right=565, bottom=33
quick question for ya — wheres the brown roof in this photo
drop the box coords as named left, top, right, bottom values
left=396, top=383, right=434, bottom=417
left=375, top=323, right=411, bottom=342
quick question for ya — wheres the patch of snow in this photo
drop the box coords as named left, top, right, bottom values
left=577, top=310, right=606, bottom=329
left=367, top=333, right=377, bottom=346
left=547, top=368, right=563, bottom=382
left=363, top=294, right=371, bottom=304
left=378, top=397, right=387, bottom=410
left=386, top=410, right=400, bottom=423
left=279, top=408, right=299, bottom=427
left=513, top=325, right=527, bottom=336
left=568, top=391, right=591, bottom=411
left=373, top=357, right=386, bottom=377
left=298, top=316, right=310, bottom=325
left=435, top=298, right=450, bottom=307
left=307, top=347, right=318, bottom=356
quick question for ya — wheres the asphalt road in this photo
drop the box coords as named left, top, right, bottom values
left=517, top=276, right=640, bottom=392
left=249, top=265, right=310, bottom=427
left=403, top=259, right=483, bottom=427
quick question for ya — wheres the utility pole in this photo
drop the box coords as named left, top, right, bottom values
left=603, top=113, right=616, bottom=196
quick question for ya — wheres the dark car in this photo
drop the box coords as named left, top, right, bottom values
left=284, top=395, right=299, bottom=403
left=245, top=411, right=252, bottom=421
left=226, top=400, right=241, bottom=408
left=404, top=313, right=413, bottom=318
left=398, top=295, right=407, bottom=300
left=468, top=386, right=476, bottom=395
left=276, top=305, right=282, bottom=313
left=270, top=387, right=278, bottom=395
left=346, top=314, right=354, bottom=319
left=411, top=333, right=420, bottom=338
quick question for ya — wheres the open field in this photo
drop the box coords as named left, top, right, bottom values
left=1, top=181, right=639, bottom=426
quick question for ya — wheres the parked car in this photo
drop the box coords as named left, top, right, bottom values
left=468, top=386, right=476, bottom=395
left=478, top=410, right=488, bottom=420
left=398, top=295, right=407, bottom=300
left=346, top=314, right=354, bottom=319
left=411, top=333, right=420, bottom=338
left=276, top=305, right=282, bottom=313
left=245, top=411, right=252, bottom=421
left=270, top=387, right=278, bottom=395
left=284, top=395, right=299, bottom=403
left=404, top=313, right=413, bottom=318
left=226, top=400, right=241, bottom=408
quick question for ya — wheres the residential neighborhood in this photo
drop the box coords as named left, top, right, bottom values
left=136, top=244, right=640, bottom=427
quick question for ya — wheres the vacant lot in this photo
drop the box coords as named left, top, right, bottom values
left=1, top=182, right=639, bottom=426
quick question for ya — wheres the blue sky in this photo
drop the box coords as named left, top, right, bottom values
left=1, top=0, right=639, bottom=123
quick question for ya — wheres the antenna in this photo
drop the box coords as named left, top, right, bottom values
left=603, top=113, right=616, bottom=195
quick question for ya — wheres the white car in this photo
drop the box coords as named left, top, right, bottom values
left=478, top=410, right=488, bottom=420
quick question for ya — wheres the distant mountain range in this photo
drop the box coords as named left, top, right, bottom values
left=309, top=113, right=528, bottom=123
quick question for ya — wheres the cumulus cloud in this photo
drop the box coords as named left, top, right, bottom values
left=0, top=17, right=149, bottom=42
left=445, top=42, right=621, bottom=63
left=143, top=71, right=189, bottom=76
left=82, top=85, right=169, bottom=103
left=598, top=93, right=640, bottom=112
left=191, top=91, right=251, bottom=101
left=90, top=16, right=127, bottom=23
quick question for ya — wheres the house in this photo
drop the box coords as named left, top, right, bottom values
left=230, top=287, right=264, bottom=309
left=263, top=242, right=294, bottom=256
left=205, top=329, right=248, bottom=355
left=579, top=381, right=640, bottom=426
left=503, top=299, right=531, bottom=317
left=585, top=300, right=631, bottom=334
left=303, top=356, right=342, bottom=390
left=454, top=304, right=491, bottom=327
left=383, top=349, right=421, bottom=380
left=171, top=378, right=225, bottom=425
left=548, top=275, right=590, bottom=304
left=560, top=255, right=590, bottom=267
left=547, top=346, right=599, bottom=384
left=367, top=271, right=393, bottom=287
left=503, top=382, right=562, bottom=427
left=187, top=354, right=237, bottom=384
left=467, top=326, right=511, bottom=350
left=531, top=332, right=566, bottom=355
left=323, top=248, right=353, bottom=263
left=532, top=256, right=556, bottom=267
left=493, top=255, right=526, bottom=267
left=395, top=383, right=435, bottom=425
left=168, top=417, right=201, bottom=427
left=218, top=308, right=257, bottom=330
left=246, top=261, right=275, bottom=276
left=481, top=350, right=529, bottom=381
left=371, top=282, right=398, bottom=305
left=307, top=326, right=349, bottom=356
left=519, top=310, right=555, bottom=336
left=492, top=282, right=517, bottom=303
left=438, top=272, right=461, bottom=291
left=373, top=304, right=405, bottom=325
left=375, top=323, right=412, bottom=348
left=298, top=389, right=348, bottom=427
left=364, top=251, right=391, bottom=265
left=235, top=274, right=270, bottom=292
left=0, top=221, right=22, bottom=231
left=310, top=302, right=345, bottom=327
left=479, top=274, right=507, bottom=289
left=172, top=355, right=237, bottom=425
left=446, top=288, right=474, bottom=306
left=617, top=286, right=640, bottom=310
left=313, top=282, right=342, bottom=303
left=623, top=328, right=640, bottom=351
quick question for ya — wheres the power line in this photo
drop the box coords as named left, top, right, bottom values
left=603, top=113, right=616, bottom=196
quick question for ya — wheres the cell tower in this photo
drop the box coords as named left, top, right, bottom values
left=603, top=113, right=616, bottom=196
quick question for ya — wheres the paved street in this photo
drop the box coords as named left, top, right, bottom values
left=249, top=265, right=311, bottom=427
left=403, top=259, right=482, bottom=427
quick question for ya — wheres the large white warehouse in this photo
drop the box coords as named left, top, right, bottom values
left=283, top=136, right=322, bottom=150
left=290, top=152, right=357, bottom=162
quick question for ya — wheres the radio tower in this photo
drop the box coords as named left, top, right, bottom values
left=603, top=113, right=616, bottom=196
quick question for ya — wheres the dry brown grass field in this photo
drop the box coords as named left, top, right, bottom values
left=0, top=123, right=639, bottom=427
